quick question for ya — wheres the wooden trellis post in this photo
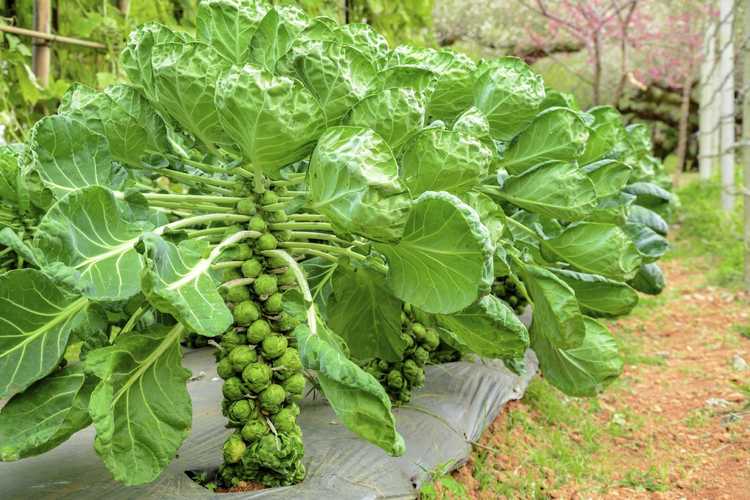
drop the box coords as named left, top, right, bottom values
left=31, top=0, right=52, bottom=87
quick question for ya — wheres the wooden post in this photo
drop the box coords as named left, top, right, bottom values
left=719, top=0, right=736, bottom=211
left=118, top=0, right=130, bottom=16
left=32, top=0, right=51, bottom=87
left=743, top=0, right=750, bottom=289
left=699, top=21, right=719, bottom=180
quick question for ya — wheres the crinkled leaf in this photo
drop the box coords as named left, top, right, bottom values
left=141, top=236, right=232, bottom=337
left=582, top=159, right=632, bottom=198
left=295, top=323, right=405, bottom=456
left=473, top=57, right=545, bottom=141
left=0, top=365, right=95, bottom=460
left=375, top=191, right=494, bottom=314
left=0, top=227, right=41, bottom=266
left=623, top=223, right=669, bottom=263
left=86, top=325, right=191, bottom=486
left=249, top=6, right=309, bottom=71
left=215, top=64, right=325, bottom=177
left=308, top=126, right=410, bottom=242
left=500, top=107, right=589, bottom=174
left=452, top=106, right=492, bottom=141
left=400, top=127, right=493, bottom=195
left=628, top=205, right=668, bottom=236
left=377, top=64, right=436, bottom=94
left=34, top=186, right=150, bottom=301
left=196, top=0, right=268, bottom=64
left=579, top=106, right=626, bottom=165
left=336, top=23, right=389, bottom=69
left=629, top=263, right=665, bottom=295
left=0, top=269, right=89, bottom=398
left=540, top=89, right=579, bottom=110
left=551, top=268, right=638, bottom=318
left=587, top=192, right=635, bottom=225
left=427, top=50, right=477, bottom=122
left=327, top=265, right=405, bottom=362
left=436, top=295, right=529, bottom=359
left=461, top=191, right=504, bottom=246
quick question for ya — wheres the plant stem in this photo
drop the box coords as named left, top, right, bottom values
left=270, top=222, right=334, bottom=232
left=262, top=249, right=317, bottom=335
left=220, top=277, right=255, bottom=289
left=156, top=213, right=250, bottom=234
left=113, top=305, right=148, bottom=342
left=147, top=201, right=236, bottom=213
left=287, top=231, right=348, bottom=244
left=142, top=193, right=243, bottom=205
left=212, top=260, right=244, bottom=270
left=186, top=227, right=232, bottom=239
left=289, top=213, right=328, bottom=222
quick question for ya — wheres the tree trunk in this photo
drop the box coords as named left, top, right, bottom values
left=719, top=0, right=736, bottom=212
left=742, top=0, right=750, bottom=290
left=674, top=72, right=694, bottom=187
left=699, top=21, right=720, bottom=181
left=32, top=0, right=51, bottom=87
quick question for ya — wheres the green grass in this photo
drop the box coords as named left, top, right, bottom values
left=671, top=173, right=745, bottom=288
left=618, top=466, right=669, bottom=492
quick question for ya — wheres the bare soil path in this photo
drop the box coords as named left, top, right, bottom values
left=444, top=257, right=750, bottom=499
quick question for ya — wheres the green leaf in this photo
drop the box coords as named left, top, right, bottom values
left=400, top=127, right=493, bottom=195
left=215, top=64, right=325, bottom=177
left=0, top=269, right=89, bottom=398
left=436, top=295, right=529, bottom=359
left=622, top=182, right=674, bottom=209
left=327, top=265, right=405, bottom=362
left=86, top=325, right=191, bottom=486
left=499, top=107, right=589, bottom=174
left=540, top=89, right=579, bottom=111
left=150, top=41, right=231, bottom=147
left=0, top=227, right=41, bottom=266
left=550, top=268, right=638, bottom=318
left=377, top=64, right=436, bottom=94
left=196, top=0, right=268, bottom=64
left=533, top=316, right=623, bottom=397
left=579, top=106, right=626, bottom=165
left=540, top=222, right=642, bottom=281
left=461, top=191, right=505, bottom=246
left=474, top=57, right=545, bottom=141
left=308, top=126, right=411, bottom=242
left=34, top=186, right=150, bottom=301
left=582, top=159, right=632, bottom=198
left=426, top=50, right=477, bottom=122
left=141, top=236, right=232, bottom=337
left=29, top=115, right=117, bottom=198
left=249, top=6, right=309, bottom=71
left=279, top=39, right=375, bottom=124
left=513, top=261, right=585, bottom=349
left=499, top=161, right=596, bottom=221
left=587, top=192, right=635, bottom=225
left=336, top=23, right=389, bottom=69
left=375, top=191, right=494, bottom=314
left=627, top=205, right=669, bottom=236
left=0, top=365, right=95, bottom=460
left=623, top=223, right=669, bottom=263
left=345, top=87, right=426, bottom=151
left=452, top=106, right=492, bottom=140
left=295, top=323, right=405, bottom=456
left=629, top=263, right=665, bottom=295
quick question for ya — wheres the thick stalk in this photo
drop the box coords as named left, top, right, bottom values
left=142, top=193, right=243, bottom=205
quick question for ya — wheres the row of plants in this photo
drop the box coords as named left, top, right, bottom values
left=0, top=0, right=674, bottom=490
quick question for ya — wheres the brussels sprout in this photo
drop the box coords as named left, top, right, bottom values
left=241, top=258, right=263, bottom=278
left=403, top=303, right=413, bottom=315
left=241, top=418, right=269, bottom=442
left=248, top=215, right=267, bottom=232
left=400, top=311, right=408, bottom=325
left=401, top=332, right=415, bottom=349
left=411, top=323, right=427, bottom=342
left=377, top=360, right=390, bottom=371
left=387, top=370, right=404, bottom=389
left=264, top=292, right=284, bottom=313
left=271, top=407, right=299, bottom=433
left=414, top=346, right=430, bottom=366
left=234, top=244, right=254, bottom=261
left=236, top=198, right=257, bottom=215
left=221, top=330, right=246, bottom=351
left=259, top=384, right=286, bottom=413
left=262, top=335, right=288, bottom=359
left=403, top=359, right=422, bottom=384
left=247, top=319, right=271, bottom=344
left=277, top=268, right=296, bottom=286
left=255, top=233, right=278, bottom=251
left=267, top=210, right=287, bottom=223
left=223, top=269, right=242, bottom=282
left=273, top=348, right=302, bottom=379
left=233, top=300, right=260, bottom=326
left=228, top=399, right=255, bottom=423
left=282, top=372, right=306, bottom=396
left=413, top=309, right=432, bottom=326
left=254, top=274, right=278, bottom=296
left=225, top=284, right=251, bottom=303
left=273, top=230, right=292, bottom=242
left=267, top=256, right=287, bottom=268
left=396, top=388, right=412, bottom=404
left=217, top=357, right=234, bottom=379
left=229, top=345, right=257, bottom=371
left=242, top=362, right=272, bottom=393
left=421, top=328, right=440, bottom=352
left=222, top=377, right=245, bottom=400
left=223, top=434, right=246, bottom=464
left=261, top=191, right=279, bottom=206
left=275, top=312, right=298, bottom=332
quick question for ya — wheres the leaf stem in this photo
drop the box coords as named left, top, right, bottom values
left=261, top=249, right=317, bottom=335
left=270, top=222, right=334, bottom=232
left=155, top=213, right=250, bottom=234
left=142, top=193, right=243, bottom=205
left=288, top=213, right=328, bottom=222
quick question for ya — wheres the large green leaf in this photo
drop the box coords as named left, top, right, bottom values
left=540, top=89, right=579, bottom=111
left=279, top=39, right=375, bottom=124
left=426, top=50, right=477, bottom=122
left=551, top=268, right=638, bottom=317
left=307, top=126, right=411, bottom=242
left=0, top=269, right=88, bottom=398
left=622, top=182, right=674, bottom=208
left=629, top=263, right=665, bottom=295
left=499, top=107, right=589, bottom=174
left=375, top=191, right=493, bottom=314
left=29, top=115, right=117, bottom=198
left=295, top=324, right=405, bottom=456
left=34, top=186, right=150, bottom=301
left=150, top=41, right=231, bottom=147
left=582, top=159, right=632, bottom=198
left=336, top=23, right=389, bottom=69
left=377, top=64, right=436, bottom=94
left=623, top=223, right=669, bottom=263
left=86, top=325, right=191, bottom=486
left=473, top=57, right=545, bottom=141
left=215, top=64, right=325, bottom=177
left=513, top=261, right=585, bottom=349
left=534, top=316, right=623, bottom=396
left=327, top=265, right=405, bottom=362
left=587, top=192, right=635, bottom=225
left=452, top=106, right=492, bottom=141
left=249, top=6, right=309, bottom=71
left=498, top=161, right=596, bottom=221
left=579, top=106, right=627, bottom=165
left=627, top=205, right=669, bottom=236
left=196, top=0, right=268, bottom=64
left=540, top=222, right=642, bottom=281
left=436, top=295, right=529, bottom=359
left=141, top=236, right=232, bottom=337
left=400, top=127, right=493, bottom=195
left=0, top=365, right=95, bottom=460
left=345, top=87, right=426, bottom=151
